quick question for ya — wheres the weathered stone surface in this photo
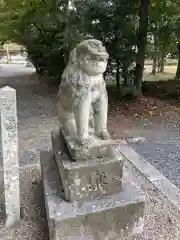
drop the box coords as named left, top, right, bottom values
left=0, top=226, right=17, bottom=240
left=41, top=151, right=146, bottom=240
left=0, top=133, right=2, bottom=168
left=19, top=149, right=40, bottom=167
left=0, top=86, right=20, bottom=228
left=52, top=129, right=124, bottom=201
left=57, top=39, right=110, bottom=146
left=0, top=170, right=5, bottom=223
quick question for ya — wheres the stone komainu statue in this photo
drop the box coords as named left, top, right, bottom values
left=57, top=39, right=110, bottom=145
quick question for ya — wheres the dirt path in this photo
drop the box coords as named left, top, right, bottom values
left=0, top=65, right=58, bottom=155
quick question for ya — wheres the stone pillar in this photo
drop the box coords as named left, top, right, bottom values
left=0, top=86, right=20, bottom=228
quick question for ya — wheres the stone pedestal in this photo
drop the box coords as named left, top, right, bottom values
left=41, top=127, right=146, bottom=240
left=52, top=129, right=124, bottom=202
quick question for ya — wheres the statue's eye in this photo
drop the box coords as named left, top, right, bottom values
left=99, top=57, right=105, bottom=62
left=76, top=83, right=82, bottom=89
left=85, top=56, right=91, bottom=62
left=89, top=43, right=98, bottom=49
left=91, top=55, right=98, bottom=61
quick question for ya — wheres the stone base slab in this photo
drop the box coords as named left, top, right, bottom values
left=41, top=151, right=146, bottom=240
left=52, top=129, right=124, bottom=201
left=61, top=127, right=124, bottom=161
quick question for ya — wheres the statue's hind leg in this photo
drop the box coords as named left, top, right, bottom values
left=89, top=105, right=95, bottom=129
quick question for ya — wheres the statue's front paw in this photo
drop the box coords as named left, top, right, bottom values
left=98, top=130, right=110, bottom=140
left=79, top=137, right=92, bottom=147
left=89, top=118, right=94, bottom=128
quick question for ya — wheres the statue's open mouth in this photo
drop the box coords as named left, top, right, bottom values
left=90, top=55, right=108, bottom=62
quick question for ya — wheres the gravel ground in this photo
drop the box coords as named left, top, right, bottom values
left=19, top=166, right=49, bottom=240
left=1, top=65, right=180, bottom=239
left=125, top=160, right=180, bottom=240
left=125, top=119, right=180, bottom=189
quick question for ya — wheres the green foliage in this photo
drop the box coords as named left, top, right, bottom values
left=0, top=0, right=74, bottom=83
left=148, top=0, right=180, bottom=63
left=1, top=0, right=180, bottom=91
left=0, top=0, right=141, bottom=87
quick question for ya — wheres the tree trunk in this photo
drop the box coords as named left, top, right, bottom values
left=152, top=58, right=157, bottom=75
left=152, top=51, right=157, bottom=75
left=175, top=42, right=180, bottom=82
left=5, top=44, right=10, bottom=64
left=160, top=49, right=165, bottom=73
left=135, top=0, right=149, bottom=93
left=157, top=51, right=161, bottom=72
left=123, top=64, right=129, bottom=86
left=116, top=59, right=120, bottom=89
left=64, top=0, right=70, bottom=64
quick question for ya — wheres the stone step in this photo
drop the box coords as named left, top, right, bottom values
left=52, top=129, right=124, bottom=202
left=40, top=151, right=146, bottom=240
